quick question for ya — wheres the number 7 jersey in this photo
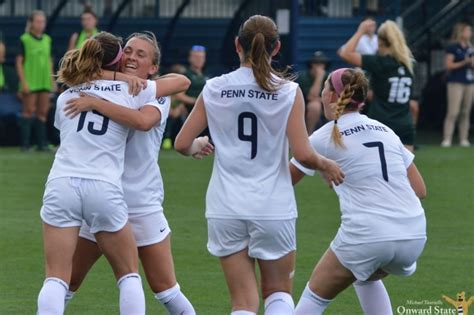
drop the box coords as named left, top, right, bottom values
left=202, top=67, right=298, bottom=220
left=292, top=112, right=426, bottom=244
left=47, top=80, right=158, bottom=188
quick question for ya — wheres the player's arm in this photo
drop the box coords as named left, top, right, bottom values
left=67, top=33, right=78, bottom=51
left=15, top=44, right=28, bottom=93
left=64, top=93, right=161, bottom=131
left=307, top=67, right=325, bottom=102
left=290, top=163, right=306, bottom=185
left=407, top=162, right=426, bottom=199
left=287, top=88, right=344, bottom=187
left=338, top=20, right=375, bottom=67
left=50, top=57, right=57, bottom=92
left=445, top=53, right=470, bottom=71
left=174, top=91, right=197, bottom=106
left=174, top=93, right=214, bottom=159
left=100, top=70, right=191, bottom=97
left=154, top=73, right=192, bottom=98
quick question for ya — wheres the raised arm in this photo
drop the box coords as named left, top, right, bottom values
left=442, top=295, right=456, bottom=306
left=174, top=94, right=214, bottom=159
left=407, top=163, right=427, bottom=199
left=287, top=88, right=344, bottom=187
left=338, top=20, right=375, bottom=67
left=155, top=73, right=191, bottom=97
left=101, top=70, right=191, bottom=97
left=64, top=93, right=161, bottom=131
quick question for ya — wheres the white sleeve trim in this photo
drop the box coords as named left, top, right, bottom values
left=290, top=157, right=316, bottom=176
left=402, top=147, right=415, bottom=169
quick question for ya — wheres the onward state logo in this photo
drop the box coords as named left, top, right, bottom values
left=442, top=292, right=474, bottom=315
left=396, top=292, right=473, bottom=315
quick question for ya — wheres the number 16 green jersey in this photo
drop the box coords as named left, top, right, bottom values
left=362, top=55, right=414, bottom=144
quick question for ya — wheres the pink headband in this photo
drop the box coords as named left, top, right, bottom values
left=105, top=44, right=123, bottom=66
left=330, top=67, right=365, bottom=109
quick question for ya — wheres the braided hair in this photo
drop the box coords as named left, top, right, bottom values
left=328, top=68, right=368, bottom=147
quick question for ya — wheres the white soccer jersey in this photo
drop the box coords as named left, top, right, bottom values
left=48, top=80, right=158, bottom=187
left=122, top=96, right=170, bottom=213
left=291, top=112, right=426, bottom=243
left=203, top=66, right=298, bottom=220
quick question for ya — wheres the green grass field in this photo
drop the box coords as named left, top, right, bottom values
left=0, top=146, right=473, bottom=314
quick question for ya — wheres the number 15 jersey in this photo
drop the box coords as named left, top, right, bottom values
left=203, top=67, right=298, bottom=220
left=47, top=80, right=158, bottom=188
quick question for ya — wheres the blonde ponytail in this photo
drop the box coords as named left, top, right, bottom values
left=57, top=39, right=103, bottom=86
left=378, top=20, right=414, bottom=74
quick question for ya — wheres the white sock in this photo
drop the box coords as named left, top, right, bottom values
left=117, top=273, right=145, bottom=315
left=295, top=284, right=331, bottom=315
left=37, top=277, right=68, bottom=315
left=231, top=311, right=257, bottom=315
left=354, top=280, right=393, bottom=315
left=64, top=290, right=75, bottom=308
left=264, top=292, right=295, bottom=315
left=154, top=283, right=196, bottom=315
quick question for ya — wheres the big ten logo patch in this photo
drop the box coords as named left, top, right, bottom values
left=442, top=292, right=474, bottom=315
left=157, top=97, right=166, bottom=104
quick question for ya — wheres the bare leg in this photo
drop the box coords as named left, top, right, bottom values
left=258, top=251, right=296, bottom=314
left=140, top=234, right=195, bottom=314
left=69, top=237, right=103, bottom=292
left=37, top=223, right=79, bottom=314
left=295, top=248, right=355, bottom=315
left=308, top=248, right=355, bottom=299
left=139, top=235, right=177, bottom=292
left=95, top=223, right=145, bottom=315
left=19, top=93, right=37, bottom=149
left=35, top=92, right=51, bottom=150
left=94, top=223, right=139, bottom=279
left=220, top=249, right=259, bottom=313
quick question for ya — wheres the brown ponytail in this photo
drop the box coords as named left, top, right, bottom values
left=57, top=31, right=122, bottom=86
left=329, top=68, right=368, bottom=147
left=238, top=15, right=295, bottom=92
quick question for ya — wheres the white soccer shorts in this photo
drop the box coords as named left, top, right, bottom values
left=79, top=210, right=171, bottom=247
left=41, top=177, right=128, bottom=233
left=330, top=235, right=427, bottom=281
left=207, top=218, right=296, bottom=260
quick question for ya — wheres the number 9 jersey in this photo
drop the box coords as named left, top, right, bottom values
left=202, top=67, right=298, bottom=220
left=47, top=80, right=158, bottom=188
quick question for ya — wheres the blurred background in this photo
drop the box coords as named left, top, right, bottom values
left=0, top=0, right=473, bottom=147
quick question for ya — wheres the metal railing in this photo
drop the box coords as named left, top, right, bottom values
left=299, top=0, right=401, bottom=17
left=0, top=0, right=249, bottom=17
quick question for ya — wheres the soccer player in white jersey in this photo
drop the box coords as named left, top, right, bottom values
left=36, top=32, right=162, bottom=315
left=59, top=32, right=196, bottom=314
left=174, top=15, right=344, bottom=315
left=291, top=68, right=427, bottom=315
